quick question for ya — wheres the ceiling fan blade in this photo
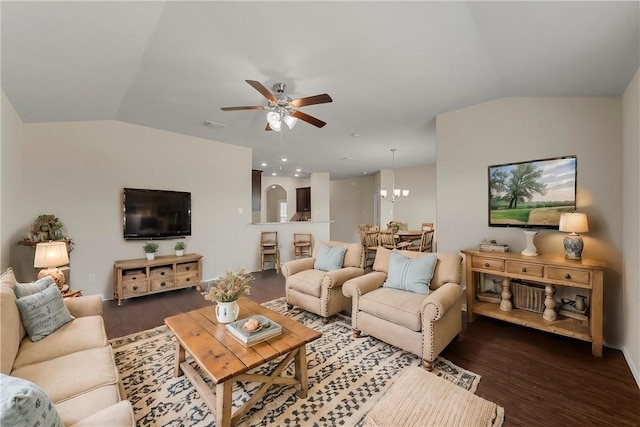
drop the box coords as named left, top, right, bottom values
left=246, top=80, right=277, bottom=104
left=289, top=93, right=333, bottom=108
left=220, top=105, right=265, bottom=111
left=290, top=110, right=327, bottom=128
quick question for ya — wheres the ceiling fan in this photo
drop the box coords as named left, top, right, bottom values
left=221, top=80, right=332, bottom=131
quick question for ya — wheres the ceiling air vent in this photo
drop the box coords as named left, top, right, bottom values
left=201, top=120, right=228, bottom=129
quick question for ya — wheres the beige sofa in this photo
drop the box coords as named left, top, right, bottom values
left=342, top=248, right=463, bottom=370
left=282, top=240, right=364, bottom=321
left=0, top=268, right=134, bottom=426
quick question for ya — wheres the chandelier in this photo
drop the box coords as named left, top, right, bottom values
left=380, top=148, right=409, bottom=202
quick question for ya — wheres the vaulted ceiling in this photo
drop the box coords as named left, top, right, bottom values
left=2, top=1, right=638, bottom=179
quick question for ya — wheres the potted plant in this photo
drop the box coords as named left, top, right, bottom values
left=143, top=242, right=159, bottom=261
left=174, top=241, right=185, bottom=256
left=204, top=269, right=254, bottom=323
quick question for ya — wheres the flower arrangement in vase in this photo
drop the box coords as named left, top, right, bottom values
left=204, top=269, right=254, bottom=323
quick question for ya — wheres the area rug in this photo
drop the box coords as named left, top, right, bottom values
left=110, top=298, right=486, bottom=426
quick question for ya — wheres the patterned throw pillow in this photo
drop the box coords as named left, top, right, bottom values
left=313, top=243, right=347, bottom=271
left=0, top=373, right=64, bottom=427
left=14, top=276, right=55, bottom=299
left=383, top=251, right=437, bottom=295
left=15, top=284, right=74, bottom=342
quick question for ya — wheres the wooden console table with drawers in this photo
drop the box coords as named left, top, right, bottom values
left=114, top=253, right=202, bottom=305
left=461, top=249, right=606, bottom=356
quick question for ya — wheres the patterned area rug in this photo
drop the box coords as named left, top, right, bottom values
left=110, top=298, right=482, bottom=426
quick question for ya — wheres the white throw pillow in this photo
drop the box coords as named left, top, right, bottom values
left=14, top=276, right=55, bottom=299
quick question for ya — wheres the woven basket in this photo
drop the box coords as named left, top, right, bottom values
left=511, top=281, right=545, bottom=313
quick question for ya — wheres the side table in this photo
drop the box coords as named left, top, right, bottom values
left=62, top=289, right=82, bottom=298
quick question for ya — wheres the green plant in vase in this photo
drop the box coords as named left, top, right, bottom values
left=143, top=242, right=159, bottom=260
left=174, top=241, right=185, bottom=256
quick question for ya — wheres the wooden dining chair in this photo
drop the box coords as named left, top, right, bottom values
left=293, top=233, right=312, bottom=259
left=378, top=230, right=399, bottom=250
left=405, top=229, right=434, bottom=252
left=260, top=231, right=280, bottom=273
left=361, top=230, right=379, bottom=268
left=421, top=222, right=434, bottom=231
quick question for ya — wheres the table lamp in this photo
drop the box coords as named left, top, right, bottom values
left=559, top=213, right=588, bottom=259
left=34, top=241, right=69, bottom=289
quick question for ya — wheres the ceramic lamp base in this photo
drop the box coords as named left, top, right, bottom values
left=37, top=268, right=66, bottom=289
left=563, top=234, right=584, bottom=259
left=521, top=230, right=539, bottom=257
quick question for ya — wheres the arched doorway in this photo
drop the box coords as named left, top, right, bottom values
left=266, top=185, right=287, bottom=222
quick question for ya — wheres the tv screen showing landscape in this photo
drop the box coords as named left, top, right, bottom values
left=488, top=156, right=576, bottom=229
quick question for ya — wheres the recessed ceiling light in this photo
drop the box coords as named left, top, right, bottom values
left=261, top=162, right=267, bottom=167
left=281, top=158, right=288, bottom=162
left=296, top=168, right=302, bottom=172
left=294, top=173, right=299, bottom=177
left=341, top=157, right=352, bottom=161
left=272, top=172, right=277, bottom=176
left=271, top=185, right=276, bottom=188
left=363, top=171, right=368, bottom=175
left=351, top=132, right=359, bottom=137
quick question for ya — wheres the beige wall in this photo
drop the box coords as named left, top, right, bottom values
left=436, top=97, right=624, bottom=347
left=11, top=119, right=266, bottom=299
left=330, top=175, right=376, bottom=243
left=1, top=90, right=25, bottom=271
left=392, top=164, right=437, bottom=232
left=622, top=68, right=640, bottom=385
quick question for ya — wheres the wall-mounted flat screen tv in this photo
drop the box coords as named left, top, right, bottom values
left=488, top=156, right=576, bottom=229
left=123, top=188, right=191, bottom=239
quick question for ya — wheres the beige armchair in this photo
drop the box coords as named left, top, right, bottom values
left=282, top=241, right=364, bottom=322
left=342, top=247, right=462, bottom=370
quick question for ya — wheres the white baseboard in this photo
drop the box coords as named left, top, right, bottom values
left=602, top=341, right=640, bottom=389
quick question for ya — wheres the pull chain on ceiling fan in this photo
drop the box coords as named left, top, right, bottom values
left=221, top=80, right=332, bottom=131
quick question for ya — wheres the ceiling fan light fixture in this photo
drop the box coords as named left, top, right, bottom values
left=284, top=114, right=297, bottom=129
left=266, top=111, right=281, bottom=128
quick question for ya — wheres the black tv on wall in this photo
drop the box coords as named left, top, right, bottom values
left=488, top=156, right=577, bottom=229
left=123, top=188, right=191, bottom=240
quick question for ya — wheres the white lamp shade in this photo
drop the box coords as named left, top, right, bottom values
left=34, top=241, right=69, bottom=268
left=380, top=189, right=388, bottom=198
left=402, top=189, right=410, bottom=197
left=559, top=213, right=589, bottom=233
left=266, top=111, right=282, bottom=131
left=283, top=115, right=297, bottom=129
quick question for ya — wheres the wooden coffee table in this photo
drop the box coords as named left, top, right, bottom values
left=164, top=297, right=321, bottom=427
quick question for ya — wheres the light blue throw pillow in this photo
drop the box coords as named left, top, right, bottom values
left=14, top=276, right=55, bottom=299
left=0, top=373, right=64, bottom=427
left=314, top=243, right=347, bottom=271
left=383, top=252, right=437, bottom=295
left=15, top=284, right=74, bottom=342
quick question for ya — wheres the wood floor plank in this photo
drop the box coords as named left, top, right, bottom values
left=103, top=268, right=640, bottom=426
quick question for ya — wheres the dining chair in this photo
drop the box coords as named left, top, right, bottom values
left=260, top=231, right=280, bottom=273
left=361, top=230, right=379, bottom=268
left=405, top=229, right=434, bottom=252
left=293, top=233, right=312, bottom=259
left=378, top=230, right=399, bottom=249
left=421, top=222, right=434, bottom=231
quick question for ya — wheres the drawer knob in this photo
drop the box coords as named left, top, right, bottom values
left=186, top=267, right=190, bottom=271
left=565, top=273, right=571, bottom=279
left=521, top=267, right=527, bottom=273
left=484, top=263, right=490, bottom=268
left=133, top=286, right=138, bottom=291
left=186, top=278, right=190, bottom=282
left=161, top=282, right=166, bottom=287
left=160, top=271, right=165, bottom=276
left=132, top=277, right=136, bottom=281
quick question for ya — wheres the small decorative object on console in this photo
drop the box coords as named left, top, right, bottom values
left=174, top=241, right=185, bottom=256
left=143, top=242, right=159, bottom=260
left=479, top=239, right=509, bottom=252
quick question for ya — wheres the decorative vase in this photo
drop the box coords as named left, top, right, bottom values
left=146, top=252, right=155, bottom=261
left=175, top=250, right=184, bottom=257
left=215, top=300, right=239, bottom=323
left=521, top=230, right=539, bottom=257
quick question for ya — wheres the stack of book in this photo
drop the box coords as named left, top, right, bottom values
left=225, top=315, right=282, bottom=346
left=479, top=243, right=509, bottom=252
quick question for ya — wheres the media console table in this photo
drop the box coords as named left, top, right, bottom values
left=461, top=249, right=606, bottom=356
left=113, top=253, right=202, bottom=305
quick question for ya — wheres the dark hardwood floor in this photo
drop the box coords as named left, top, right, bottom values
left=103, top=269, right=640, bottom=427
